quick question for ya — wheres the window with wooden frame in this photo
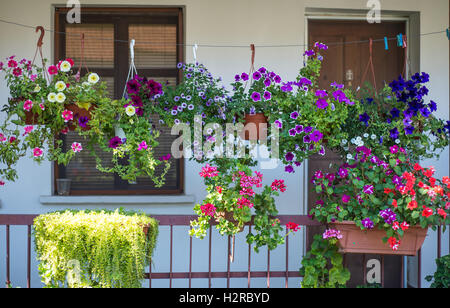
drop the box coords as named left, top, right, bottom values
left=54, top=7, right=184, bottom=195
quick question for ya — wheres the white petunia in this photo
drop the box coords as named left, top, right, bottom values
left=341, top=139, right=348, bottom=145
left=347, top=154, right=353, bottom=160
left=55, top=92, right=66, bottom=103
left=363, top=133, right=369, bottom=138
left=60, top=61, right=72, bottom=72
left=395, top=139, right=400, bottom=144
left=33, top=85, right=41, bottom=93
left=47, top=92, right=57, bottom=103
left=88, top=73, right=100, bottom=84
left=371, top=134, right=377, bottom=140
left=125, top=105, right=136, bottom=117
left=55, top=81, right=66, bottom=92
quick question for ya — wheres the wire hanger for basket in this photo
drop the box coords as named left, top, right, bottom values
left=122, top=39, right=138, bottom=98
left=32, top=26, right=49, bottom=82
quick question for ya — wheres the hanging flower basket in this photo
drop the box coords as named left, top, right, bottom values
left=242, top=113, right=268, bottom=140
left=330, top=221, right=428, bottom=256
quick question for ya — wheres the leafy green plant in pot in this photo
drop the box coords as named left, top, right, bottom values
left=309, top=144, right=450, bottom=255
left=0, top=56, right=109, bottom=184
left=86, top=76, right=171, bottom=186
left=268, top=43, right=360, bottom=173
left=190, top=159, right=300, bottom=252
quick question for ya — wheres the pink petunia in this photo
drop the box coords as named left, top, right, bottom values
left=39, top=103, right=45, bottom=111
left=0, top=133, right=6, bottom=142
left=30, top=74, right=37, bottom=82
left=23, top=100, right=33, bottom=111
left=62, top=110, right=73, bottom=122
left=13, top=67, right=22, bottom=77
left=23, top=126, right=34, bottom=136
left=71, top=142, right=83, bottom=153
left=48, top=65, right=58, bottom=75
left=138, top=141, right=148, bottom=151
left=0, top=180, right=5, bottom=186
left=33, top=147, right=43, bottom=157
left=8, top=59, right=17, bottom=68
left=60, top=127, right=69, bottom=135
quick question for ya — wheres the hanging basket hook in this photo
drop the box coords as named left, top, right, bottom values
left=35, top=26, right=45, bottom=47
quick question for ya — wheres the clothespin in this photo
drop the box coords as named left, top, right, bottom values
left=397, top=34, right=403, bottom=47
left=193, top=43, right=198, bottom=64
left=402, top=35, right=407, bottom=49
left=384, top=37, right=389, bottom=50
left=446, top=28, right=450, bottom=40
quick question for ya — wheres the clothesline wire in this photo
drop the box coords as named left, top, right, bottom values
left=0, top=17, right=448, bottom=48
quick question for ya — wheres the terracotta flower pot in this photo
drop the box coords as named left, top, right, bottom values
left=241, top=113, right=268, bottom=141
left=66, top=104, right=93, bottom=131
left=330, top=221, right=428, bottom=256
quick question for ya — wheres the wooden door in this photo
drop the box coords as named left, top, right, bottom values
left=307, top=20, right=406, bottom=288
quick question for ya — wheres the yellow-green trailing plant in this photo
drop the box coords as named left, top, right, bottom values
left=33, top=209, right=158, bottom=288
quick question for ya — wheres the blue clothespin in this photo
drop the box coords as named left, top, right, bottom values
left=397, top=34, right=403, bottom=47
left=384, top=37, right=389, bottom=50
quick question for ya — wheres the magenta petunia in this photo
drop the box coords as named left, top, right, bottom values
left=316, top=99, right=328, bottom=109
left=251, top=92, right=261, bottom=102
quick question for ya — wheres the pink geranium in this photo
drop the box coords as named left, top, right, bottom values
left=62, top=110, right=73, bottom=122
left=23, top=100, right=33, bottom=111
left=200, top=203, right=216, bottom=217
left=71, top=142, right=83, bottom=153
left=33, top=147, right=43, bottom=157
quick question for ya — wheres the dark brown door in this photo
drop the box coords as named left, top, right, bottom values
left=307, top=20, right=406, bottom=288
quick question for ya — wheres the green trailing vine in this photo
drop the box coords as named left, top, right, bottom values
left=33, top=209, right=158, bottom=288
left=425, top=254, right=450, bottom=288
left=299, top=234, right=350, bottom=288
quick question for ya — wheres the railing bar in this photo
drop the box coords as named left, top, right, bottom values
left=267, top=249, right=270, bottom=288
left=227, top=235, right=231, bottom=288
left=285, top=226, right=288, bottom=288
left=248, top=225, right=251, bottom=288
left=363, top=254, right=366, bottom=286
left=418, top=248, right=422, bottom=288
left=401, top=256, right=405, bottom=288
left=27, top=225, right=31, bottom=288
left=189, top=227, right=192, bottom=288
left=381, top=255, right=385, bottom=288
left=6, top=225, right=10, bottom=288
left=208, top=225, right=212, bottom=288
left=170, top=224, right=173, bottom=288
left=437, top=225, right=441, bottom=259
left=149, top=258, right=152, bottom=288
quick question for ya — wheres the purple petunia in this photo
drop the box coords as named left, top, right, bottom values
left=78, top=116, right=89, bottom=128
left=390, top=127, right=399, bottom=139
left=316, top=99, right=328, bottom=109
left=295, top=125, right=303, bottom=133
left=361, top=218, right=374, bottom=229
left=263, top=91, right=272, bottom=101
left=109, top=136, right=123, bottom=149
left=310, top=130, right=323, bottom=142
left=253, top=71, right=262, bottom=81
left=379, top=209, right=396, bottom=225
left=285, top=152, right=295, bottom=162
left=264, top=78, right=271, bottom=87
left=274, top=119, right=283, bottom=129
left=241, top=73, right=249, bottom=81
left=363, top=185, right=374, bottom=194
left=285, top=165, right=295, bottom=173
left=289, top=128, right=297, bottom=136
left=251, top=92, right=261, bottom=102
left=290, top=111, right=299, bottom=119
left=303, top=135, right=311, bottom=143
left=338, top=168, right=348, bottom=178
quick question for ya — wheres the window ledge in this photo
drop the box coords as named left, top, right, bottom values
left=39, top=195, right=196, bottom=206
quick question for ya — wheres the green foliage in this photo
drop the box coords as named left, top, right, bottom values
left=190, top=159, right=291, bottom=252
left=33, top=209, right=158, bottom=288
left=299, top=235, right=350, bottom=288
left=425, top=254, right=450, bottom=288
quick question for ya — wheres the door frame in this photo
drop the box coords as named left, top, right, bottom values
left=302, top=9, right=421, bottom=288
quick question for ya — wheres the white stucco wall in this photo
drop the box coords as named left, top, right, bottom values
left=0, top=0, right=448, bottom=288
